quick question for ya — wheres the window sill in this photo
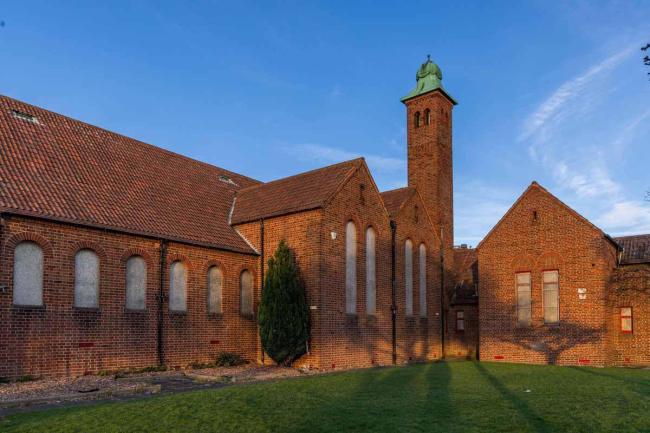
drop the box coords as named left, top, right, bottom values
left=73, top=307, right=100, bottom=312
left=125, top=307, right=147, bottom=313
left=12, top=304, right=46, bottom=310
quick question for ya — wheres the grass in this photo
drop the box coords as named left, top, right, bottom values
left=1, top=361, right=648, bottom=432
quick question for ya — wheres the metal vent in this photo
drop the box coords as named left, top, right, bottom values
left=218, top=175, right=238, bottom=186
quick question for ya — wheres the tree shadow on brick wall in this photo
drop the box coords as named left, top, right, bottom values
left=609, top=265, right=650, bottom=296
left=487, top=299, right=604, bottom=365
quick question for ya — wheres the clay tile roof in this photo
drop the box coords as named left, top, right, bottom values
left=380, top=187, right=416, bottom=217
left=614, top=234, right=650, bottom=265
left=231, top=159, right=362, bottom=225
left=0, top=95, right=260, bottom=254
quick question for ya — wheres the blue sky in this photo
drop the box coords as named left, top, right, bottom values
left=1, top=1, right=649, bottom=245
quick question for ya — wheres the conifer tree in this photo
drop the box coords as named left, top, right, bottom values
left=258, top=240, right=310, bottom=366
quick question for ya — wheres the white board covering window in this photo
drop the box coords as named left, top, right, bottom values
left=126, top=256, right=146, bottom=310
left=516, top=272, right=531, bottom=326
left=419, top=243, right=427, bottom=317
left=543, top=270, right=559, bottom=324
left=240, top=270, right=254, bottom=316
left=13, top=242, right=44, bottom=306
left=345, top=221, right=357, bottom=314
left=208, top=266, right=223, bottom=314
left=75, top=249, right=100, bottom=308
left=365, top=227, right=376, bottom=315
left=169, top=261, right=187, bottom=312
left=405, top=239, right=413, bottom=316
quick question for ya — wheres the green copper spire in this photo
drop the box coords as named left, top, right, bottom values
left=401, top=55, right=457, bottom=104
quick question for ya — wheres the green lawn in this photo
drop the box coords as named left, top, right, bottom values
left=2, top=361, right=649, bottom=432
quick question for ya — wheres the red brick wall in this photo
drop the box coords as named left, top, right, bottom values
left=606, top=265, right=650, bottom=366
left=478, top=185, right=617, bottom=366
left=0, top=215, right=259, bottom=378
left=446, top=305, right=478, bottom=359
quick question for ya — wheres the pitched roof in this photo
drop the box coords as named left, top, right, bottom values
left=476, top=182, right=610, bottom=250
left=0, top=95, right=260, bottom=254
left=614, top=234, right=650, bottom=265
left=380, top=187, right=416, bottom=217
left=231, top=159, right=362, bottom=225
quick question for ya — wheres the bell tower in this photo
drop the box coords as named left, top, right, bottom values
left=401, top=56, right=457, bottom=257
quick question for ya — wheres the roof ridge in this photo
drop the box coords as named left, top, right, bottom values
left=0, top=94, right=260, bottom=186
left=237, top=157, right=364, bottom=194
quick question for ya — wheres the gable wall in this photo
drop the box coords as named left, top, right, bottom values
left=478, top=187, right=615, bottom=366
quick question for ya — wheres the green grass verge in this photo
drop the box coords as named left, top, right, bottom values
left=1, top=361, right=648, bottom=432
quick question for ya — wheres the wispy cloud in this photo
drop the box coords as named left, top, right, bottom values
left=597, top=201, right=650, bottom=236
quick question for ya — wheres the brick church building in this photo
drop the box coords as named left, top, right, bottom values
left=0, top=58, right=647, bottom=379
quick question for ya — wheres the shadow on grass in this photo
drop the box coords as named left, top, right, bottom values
left=473, top=362, right=551, bottom=433
left=567, top=366, right=650, bottom=389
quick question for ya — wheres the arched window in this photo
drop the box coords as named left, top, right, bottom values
left=240, top=270, right=254, bottom=316
left=169, top=261, right=187, bottom=312
left=424, top=108, right=431, bottom=125
left=405, top=239, right=413, bottom=316
left=419, top=243, right=427, bottom=317
left=126, top=256, right=146, bottom=310
left=13, top=241, right=44, bottom=306
left=75, top=249, right=99, bottom=308
left=208, top=266, right=223, bottom=314
left=414, top=111, right=421, bottom=128
left=365, top=227, right=376, bottom=315
left=345, top=221, right=357, bottom=314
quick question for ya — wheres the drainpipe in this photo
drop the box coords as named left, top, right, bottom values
left=260, top=218, right=265, bottom=364
left=440, top=228, right=445, bottom=359
left=157, top=239, right=168, bottom=367
left=390, top=220, right=397, bottom=365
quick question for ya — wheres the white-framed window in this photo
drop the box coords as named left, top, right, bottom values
left=516, top=272, right=531, bottom=326
left=169, top=261, right=187, bottom=312
left=542, top=270, right=559, bottom=324
left=365, top=227, right=376, bottom=315
left=75, top=249, right=100, bottom=308
left=240, top=270, right=254, bottom=316
left=126, top=256, right=146, bottom=310
left=13, top=241, right=44, bottom=306
left=208, top=266, right=223, bottom=314
left=345, top=221, right=357, bottom=314
left=405, top=239, right=413, bottom=316
left=620, top=307, right=633, bottom=333
left=419, top=243, right=427, bottom=317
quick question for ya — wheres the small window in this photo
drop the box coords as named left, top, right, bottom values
left=13, top=241, right=44, bottom=306
left=419, top=243, right=427, bottom=317
left=208, top=266, right=223, bottom=314
left=12, top=110, right=38, bottom=124
left=621, top=307, right=633, bottom=333
left=414, top=111, right=421, bottom=128
left=516, top=272, right=531, bottom=326
left=405, top=239, right=413, bottom=316
left=365, top=227, right=376, bottom=315
left=424, top=108, right=431, bottom=125
left=542, top=270, right=559, bottom=324
left=345, top=221, right=357, bottom=314
left=456, top=310, right=465, bottom=331
left=126, top=256, right=146, bottom=310
left=75, top=249, right=100, bottom=308
left=169, top=261, right=187, bottom=312
left=240, top=270, right=254, bottom=316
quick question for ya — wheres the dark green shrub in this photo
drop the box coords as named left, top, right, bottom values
left=216, top=352, right=247, bottom=367
left=258, top=240, right=310, bottom=366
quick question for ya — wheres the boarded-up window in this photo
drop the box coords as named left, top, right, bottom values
left=456, top=310, right=465, bottom=331
left=543, top=270, right=559, bottom=324
left=240, top=270, right=253, bottom=316
left=365, top=227, right=376, bottom=315
left=208, top=266, right=223, bottom=314
left=419, top=243, right=427, bottom=317
left=126, top=256, right=146, bottom=310
left=169, top=261, right=187, bottom=312
left=13, top=242, right=44, bottom=306
left=345, top=221, right=357, bottom=314
left=620, top=307, right=633, bottom=333
left=516, top=272, right=531, bottom=326
left=75, top=249, right=99, bottom=308
left=405, top=239, right=413, bottom=316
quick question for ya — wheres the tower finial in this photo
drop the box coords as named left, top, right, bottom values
left=427, top=54, right=431, bottom=62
